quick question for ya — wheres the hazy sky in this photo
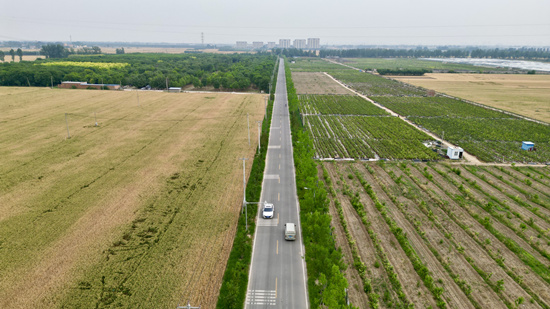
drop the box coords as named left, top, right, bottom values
left=1, top=0, right=549, bottom=46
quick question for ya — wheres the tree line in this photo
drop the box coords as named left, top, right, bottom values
left=0, top=53, right=276, bottom=92
left=319, top=47, right=550, bottom=61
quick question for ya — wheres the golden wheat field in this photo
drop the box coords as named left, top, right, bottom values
left=0, top=87, right=265, bottom=308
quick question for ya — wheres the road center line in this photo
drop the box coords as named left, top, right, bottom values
left=278, top=193, right=280, bottom=201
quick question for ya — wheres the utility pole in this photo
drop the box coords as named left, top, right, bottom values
left=176, top=301, right=200, bottom=309
left=247, top=113, right=250, bottom=146
left=264, top=96, right=267, bottom=119
left=201, top=32, right=204, bottom=48
left=166, top=77, right=169, bottom=91
left=65, top=113, right=71, bottom=139
left=239, top=157, right=249, bottom=230
left=51, top=76, right=53, bottom=89
left=256, top=120, right=262, bottom=153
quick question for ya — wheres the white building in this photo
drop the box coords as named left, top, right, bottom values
left=279, top=39, right=291, bottom=48
left=252, top=41, right=264, bottom=49
left=293, top=39, right=306, bottom=49
left=267, top=42, right=276, bottom=49
left=307, top=38, right=320, bottom=49
left=236, top=41, right=248, bottom=49
left=446, top=146, right=464, bottom=160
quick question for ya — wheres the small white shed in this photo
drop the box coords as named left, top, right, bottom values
left=447, top=146, right=464, bottom=160
left=168, top=87, right=182, bottom=93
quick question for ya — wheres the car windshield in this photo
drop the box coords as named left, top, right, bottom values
left=264, top=206, right=273, bottom=212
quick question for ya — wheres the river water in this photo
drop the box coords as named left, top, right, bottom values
left=423, top=58, right=550, bottom=72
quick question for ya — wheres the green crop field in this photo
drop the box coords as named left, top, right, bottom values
left=0, top=87, right=264, bottom=308
left=342, top=58, right=510, bottom=72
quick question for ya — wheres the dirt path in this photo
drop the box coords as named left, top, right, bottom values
left=321, top=69, right=482, bottom=164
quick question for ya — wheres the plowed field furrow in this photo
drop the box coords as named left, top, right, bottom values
left=389, top=164, right=523, bottom=309
left=364, top=164, right=474, bottom=309
left=473, top=166, right=550, bottom=223
left=470, top=167, right=550, bottom=245
left=487, top=166, right=550, bottom=208
left=341, top=165, right=437, bottom=308
left=526, top=167, right=550, bottom=186
left=323, top=164, right=371, bottom=308
left=454, top=166, right=550, bottom=262
left=441, top=165, right=550, bottom=268
left=424, top=164, right=550, bottom=307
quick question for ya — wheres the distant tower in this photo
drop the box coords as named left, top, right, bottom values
left=201, top=32, right=204, bottom=47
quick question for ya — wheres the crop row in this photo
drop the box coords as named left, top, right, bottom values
left=329, top=71, right=427, bottom=96
left=409, top=117, right=550, bottom=163
left=371, top=96, right=516, bottom=119
left=326, top=161, right=550, bottom=308
left=304, top=114, right=438, bottom=160
left=298, top=94, right=388, bottom=115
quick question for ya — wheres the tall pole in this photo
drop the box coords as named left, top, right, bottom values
left=239, top=157, right=249, bottom=230
left=247, top=113, right=250, bottom=146
left=65, top=113, right=71, bottom=139
left=166, top=77, right=169, bottom=91
left=256, top=120, right=262, bottom=153
left=264, top=96, right=267, bottom=120
left=51, top=76, right=53, bottom=89
left=137, top=91, right=140, bottom=107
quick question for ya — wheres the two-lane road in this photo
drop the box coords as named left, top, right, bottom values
left=245, top=60, right=308, bottom=308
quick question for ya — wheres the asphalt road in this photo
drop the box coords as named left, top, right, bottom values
left=245, top=60, right=308, bottom=308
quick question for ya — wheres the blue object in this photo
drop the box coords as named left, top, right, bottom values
left=522, top=141, right=535, bottom=151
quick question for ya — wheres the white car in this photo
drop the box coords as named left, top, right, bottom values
left=262, top=202, right=274, bottom=219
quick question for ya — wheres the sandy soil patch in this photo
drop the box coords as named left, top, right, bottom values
left=292, top=72, right=355, bottom=95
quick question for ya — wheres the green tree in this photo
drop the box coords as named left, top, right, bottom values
left=9, top=49, right=15, bottom=61
left=16, top=48, right=23, bottom=61
left=0, top=50, right=5, bottom=62
left=40, top=44, right=68, bottom=59
left=116, top=47, right=125, bottom=54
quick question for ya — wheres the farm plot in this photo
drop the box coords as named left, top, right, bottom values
left=292, top=72, right=354, bottom=95
left=299, top=94, right=389, bottom=115
left=343, top=58, right=510, bottom=73
left=408, top=117, right=550, bottom=163
left=371, top=96, right=515, bottom=119
left=288, top=57, right=351, bottom=72
left=329, top=70, right=428, bottom=96
left=391, top=74, right=550, bottom=123
left=0, top=87, right=264, bottom=308
left=322, top=161, right=550, bottom=309
left=304, top=114, right=438, bottom=160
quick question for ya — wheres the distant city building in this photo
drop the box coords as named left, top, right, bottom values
left=236, top=41, right=248, bottom=49
left=267, top=42, right=276, bottom=49
left=307, top=38, right=320, bottom=49
left=293, top=39, right=306, bottom=49
left=252, top=41, right=264, bottom=49
left=279, top=39, right=291, bottom=49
